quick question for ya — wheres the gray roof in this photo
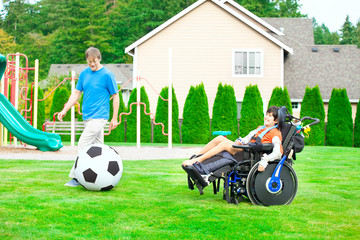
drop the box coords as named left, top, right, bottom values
left=263, top=18, right=360, bottom=101
left=48, top=64, right=133, bottom=90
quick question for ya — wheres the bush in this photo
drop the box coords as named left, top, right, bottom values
left=239, top=85, right=263, bottom=136
left=104, top=91, right=127, bottom=143
left=153, top=86, right=180, bottom=143
left=126, top=86, right=151, bottom=143
left=50, top=86, right=70, bottom=141
left=211, top=83, right=238, bottom=141
left=27, top=86, right=45, bottom=130
left=326, top=88, right=353, bottom=146
left=268, top=86, right=293, bottom=114
left=300, top=86, right=325, bottom=145
left=353, top=100, right=360, bottom=147
left=181, top=83, right=210, bottom=144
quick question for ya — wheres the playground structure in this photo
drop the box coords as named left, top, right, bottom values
left=1, top=51, right=174, bottom=150
left=0, top=53, right=62, bottom=151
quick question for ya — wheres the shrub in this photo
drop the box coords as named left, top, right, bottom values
left=300, top=86, right=325, bottom=145
left=126, top=86, right=151, bottom=143
left=239, top=85, right=263, bottom=137
left=181, top=86, right=195, bottom=143
left=326, top=88, right=353, bottom=146
left=354, top=100, right=360, bottom=147
left=27, top=86, right=45, bottom=130
left=50, top=86, right=70, bottom=141
left=153, top=86, right=180, bottom=143
left=104, top=91, right=127, bottom=143
left=182, top=83, right=210, bottom=144
left=268, top=86, right=293, bottom=114
left=211, top=83, right=238, bottom=141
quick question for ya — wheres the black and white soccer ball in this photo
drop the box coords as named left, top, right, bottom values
left=74, top=144, right=123, bottom=191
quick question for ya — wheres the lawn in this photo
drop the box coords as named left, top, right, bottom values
left=0, top=146, right=359, bottom=239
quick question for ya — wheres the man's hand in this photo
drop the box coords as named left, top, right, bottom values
left=109, top=117, right=118, bottom=130
left=57, top=110, right=67, bottom=121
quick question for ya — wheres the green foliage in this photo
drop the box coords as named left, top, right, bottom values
left=300, top=86, right=325, bottom=145
left=239, top=85, right=263, bottom=136
left=49, top=86, right=70, bottom=141
left=211, top=83, right=238, bottom=141
left=126, top=86, right=151, bottom=143
left=354, top=100, right=360, bottom=147
left=340, top=15, right=356, bottom=45
left=153, top=86, right=180, bottom=143
left=313, top=20, right=340, bottom=45
left=105, top=91, right=127, bottom=143
left=26, top=86, right=45, bottom=130
left=326, top=88, right=353, bottom=147
left=181, top=83, right=210, bottom=144
left=267, top=86, right=292, bottom=114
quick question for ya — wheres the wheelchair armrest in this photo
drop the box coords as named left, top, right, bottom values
left=232, top=143, right=274, bottom=151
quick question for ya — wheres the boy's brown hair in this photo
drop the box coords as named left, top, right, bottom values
left=85, top=47, right=101, bottom=60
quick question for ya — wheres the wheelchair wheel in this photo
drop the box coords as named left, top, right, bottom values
left=246, top=161, right=298, bottom=206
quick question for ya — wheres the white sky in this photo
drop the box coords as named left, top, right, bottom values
left=1, top=0, right=359, bottom=33
left=299, top=0, right=360, bottom=32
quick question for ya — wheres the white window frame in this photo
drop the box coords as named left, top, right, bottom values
left=232, top=49, right=264, bottom=78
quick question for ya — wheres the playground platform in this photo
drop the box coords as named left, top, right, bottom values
left=0, top=145, right=202, bottom=161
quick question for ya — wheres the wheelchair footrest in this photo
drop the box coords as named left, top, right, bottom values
left=182, top=165, right=209, bottom=194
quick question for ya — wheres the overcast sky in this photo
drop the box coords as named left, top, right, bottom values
left=299, top=0, right=360, bottom=32
left=1, top=0, right=359, bottom=33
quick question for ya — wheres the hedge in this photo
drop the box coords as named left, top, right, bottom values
left=126, top=86, right=151, bottom=143
left=300, top=85, right=325, bottom=145
left=50, top=87, right=70, bottom=142
left=239, top=85, right=263, bottom=137
left=211, top=83, right=238, bottom=140
left=181, top=83, right=210, bottom=144
left=326, top=88, right=353, bottom=146
left=153, top=86, right=180, bottom=143
left=104, top=91, right=127, bottom=143
left=354, top=100, right=360, bottom=147
left=268, top=86, right=293, bottom=114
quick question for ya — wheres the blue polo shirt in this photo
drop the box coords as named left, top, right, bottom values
left=76, top=67, right=118, bottom=120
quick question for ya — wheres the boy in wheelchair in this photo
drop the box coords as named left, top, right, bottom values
left=182, top=106, right=282, bottom=172
left=182, top=106, right=318, bottom=206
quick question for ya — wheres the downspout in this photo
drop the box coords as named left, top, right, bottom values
left=280, top=48, right=284, bottom=89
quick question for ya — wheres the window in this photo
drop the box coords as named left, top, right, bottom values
left=291, top=102, right=299, bottom=110
left=233, top=49, right=263, bottom=77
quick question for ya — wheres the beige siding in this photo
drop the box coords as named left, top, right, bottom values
left=136, top=1, right=283, bottom=118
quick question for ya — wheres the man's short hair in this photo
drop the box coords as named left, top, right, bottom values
left=85, top=47, right=101, bottom=60
left=267, top=106, right=280, bottom=120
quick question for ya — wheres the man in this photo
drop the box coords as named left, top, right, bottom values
left=58, top=47, right=119, bottom=187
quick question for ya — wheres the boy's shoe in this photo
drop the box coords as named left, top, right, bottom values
left=64, top=178, right=80, bottom=187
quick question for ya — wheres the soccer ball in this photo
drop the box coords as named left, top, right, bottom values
left=74, top=144, right=123, bottom=191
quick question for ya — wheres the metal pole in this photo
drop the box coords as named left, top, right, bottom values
left=33, top=59, right=39, bottom=129
left=71, top=71, right=75, bottom=146
left=136, top=72, right=141, bottom=148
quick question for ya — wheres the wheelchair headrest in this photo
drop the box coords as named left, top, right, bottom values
left=277, top=106, right=287, bottom=130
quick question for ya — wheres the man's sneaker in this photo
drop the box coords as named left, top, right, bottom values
left=64, top=178, right=80, bottom=187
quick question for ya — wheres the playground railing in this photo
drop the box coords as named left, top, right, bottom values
left=44, top=120, right=110, bottom=136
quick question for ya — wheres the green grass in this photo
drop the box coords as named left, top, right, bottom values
left=0, top=146, right=359, bottom=239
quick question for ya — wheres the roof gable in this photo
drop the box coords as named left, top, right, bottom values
left=125, top=0, right=293, bottom=54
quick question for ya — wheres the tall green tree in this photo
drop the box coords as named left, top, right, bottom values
left=340, top=15, right=356, bottom=45
left=354, top=100, right=360, bottom=147
left=267, top=86, right=292, bottom=114
left=239, top=85, right=263, bottom=136
left=326, top=88, right=353, bottom=147
left=126, top=86, right=151, bottom=143
left=181, top=85, right=195, bottom=144
left=313, top=20, right=340, bottom=45
left=153, top=86, right=180, bottom=143
left=300, top=86, right=325, bottom=146
left=211, top=83, right=238, bottom=141
left=181, top=83, right=210, bottom=144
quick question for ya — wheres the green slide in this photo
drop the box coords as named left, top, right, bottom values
left=0, top=54, right=62, bottom=151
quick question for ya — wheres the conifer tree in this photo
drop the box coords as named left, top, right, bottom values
left=105, top=91, right=126, bottom=143
left=181, top=86, right=196, bottom=143
left=50, top=87, right=70, bottom=121
left=300, top=86, right=325, bottom=145
left=268, top=86, right=292, bottom=114
left=153, top=86, right=180, bottom=143
left=326, top=88, right=353, bottom=146
left=354, top=100, right=360, bottom=147
left=211, top=83, right=238, bottom=140
left=126, top=86, right=151, bottom=143
left=182, top=83, right=210, bottom=144
left=239, top=85, right=263, bottom=136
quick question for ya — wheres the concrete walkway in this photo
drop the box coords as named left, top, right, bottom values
left=0, top=145, right=202, bottom=161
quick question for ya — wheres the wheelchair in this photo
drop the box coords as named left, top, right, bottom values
left=182, top=106, right=319, bottom=206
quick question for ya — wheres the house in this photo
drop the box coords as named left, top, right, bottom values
left=47, top=64, right=133, bottom=105
left=124, top=0, right=360, bottom=120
